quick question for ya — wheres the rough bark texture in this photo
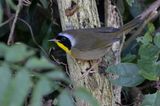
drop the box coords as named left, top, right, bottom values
left=53, top=0, right=122, bottom=105
left=104, top=0, right=122, bottom=104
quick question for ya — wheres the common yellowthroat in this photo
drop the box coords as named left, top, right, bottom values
left=49, top=17, right=143, bottom=60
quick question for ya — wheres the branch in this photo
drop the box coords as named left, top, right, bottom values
left=7, top=0, right=23, bottom=45
left=123, top=0, right=160, bottom=50
left=139, top=0, right=160, bottom=20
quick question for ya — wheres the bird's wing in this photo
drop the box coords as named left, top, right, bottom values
left=65, top=28, right=120, bottom=51
left=73, top=34, right=113, bottom=51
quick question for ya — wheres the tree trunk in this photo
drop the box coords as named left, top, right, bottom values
left=55, top=0, right=122, bottom=105
left=104, top=0, right=123, bottom=104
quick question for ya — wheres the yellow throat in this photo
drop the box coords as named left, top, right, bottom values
left=54, top=40, right=72, bottom=55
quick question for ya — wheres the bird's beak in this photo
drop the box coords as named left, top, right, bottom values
left=49, top=39, right=72, bottom=55
left=48, top=39, right=60, bottom=42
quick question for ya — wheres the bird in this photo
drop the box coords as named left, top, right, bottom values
left=49, top=17, right=143, bottom=60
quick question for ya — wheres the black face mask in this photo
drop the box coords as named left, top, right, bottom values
left=56, top=36, right=72, bottom=50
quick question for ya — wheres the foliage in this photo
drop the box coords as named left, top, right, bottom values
left=0, top=0, right=160, bottom=106
left=107, top=23, right=160, bottom=105
left=107, top=63, right=144, bottom=87
left=141, top=91, right=160, bottom=106
left=107, top=23, right=160, bottom=84
left=0, top=43, right=99, bottom=106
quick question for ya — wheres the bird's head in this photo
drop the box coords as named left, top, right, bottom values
left=49, top=33, right=76, bottom=55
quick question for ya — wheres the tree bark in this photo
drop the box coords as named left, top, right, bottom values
left=55, top=0, right=122, bottom=105
left=104, top=0, right=122, bottom=104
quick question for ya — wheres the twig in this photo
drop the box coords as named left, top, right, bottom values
left=0, top=16, right=14, bottom=27
left=50, top=54, right=67, bottom=66
left=50, top=54, right=70, bottom=76
left=139, top=0, right=160, bottom=20
left=17, top=18, right=51, bottom=60
left=7, top=0, right=23, bottom=45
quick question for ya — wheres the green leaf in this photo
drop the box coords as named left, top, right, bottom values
left=137, top=32, right=152, bottom=45
left=155, top=62, right=160, bottom=76
left=25, top=57, right=55, bottom=70
left=143, top=32, right=152, bottom=45
left=58, top=90, right=74, bottom=106
left=0, top=43, right=8, bottom=57
left=5, top=43, right=35, bottom=63
left=126, top=0, right=135, bottom=6
left=141, top=91, right=160, bottom=106
left=31, top=78, right=52, bottom=106
left=107, top=63, right=144, bottom=87
left=147, top=23, right=155, bottom=33
left=74, top=88, right=99, bottom=106
left=0, top=66, right=11, bottom=103
left=107, top=63, right=139, bottom=76
left=154, top=33, right=160, bottom=48
left=140, top=70, right=158, bottom=81
left=122, top=54, right=136, bottom=62
left=138, top=44, right=160, bottom=61
left=10, top=69, right=32, bottom=106
left=1, top=69, right=32, bottom=106
left=137, top=23, right=154, bottom=45
left=110, top=75, right=144, bottom=87
left=138, top=59, right=158, bottom=80
left=45, top=71, right=69, bottom=82
left=154, top=91, right=160, bottom=106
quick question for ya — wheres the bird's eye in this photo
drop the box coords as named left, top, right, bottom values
left=61, top=37, right=67, bottom=41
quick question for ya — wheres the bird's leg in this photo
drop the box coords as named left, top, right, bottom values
left=78, top=59, right=102, bottom=80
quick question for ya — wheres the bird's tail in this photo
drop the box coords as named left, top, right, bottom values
left=118, top=17, right=143, bottom=35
